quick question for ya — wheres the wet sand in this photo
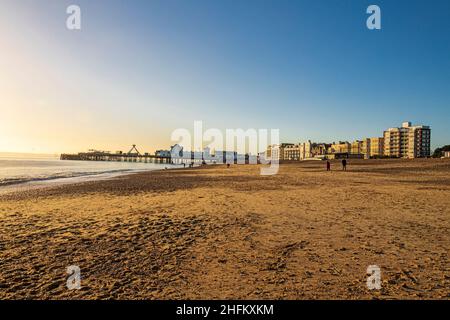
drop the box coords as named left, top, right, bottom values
left=0, top=159, right=449, bottom=299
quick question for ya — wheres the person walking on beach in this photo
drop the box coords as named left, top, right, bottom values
left=342, top=159, right=347, bottom=171
left=326, top=160, right=331, bottom=171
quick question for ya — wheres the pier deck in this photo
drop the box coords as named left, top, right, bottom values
left=60, top=152, right=172, bottom=164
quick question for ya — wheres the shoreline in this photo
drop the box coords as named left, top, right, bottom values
left=0, top=163, right=189, bottom=196
left=0, top=159, right=449, bottom=299
left=1, top=157, right=443, bottom=197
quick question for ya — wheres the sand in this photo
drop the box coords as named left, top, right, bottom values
left=0, top=159, right=449, bottom=299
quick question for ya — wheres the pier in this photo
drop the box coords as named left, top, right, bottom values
left=60, top=152, right=172, bottom=164
left=60, top=145, right=172, bottom=164
left=61, top=145, right=259, bottom=165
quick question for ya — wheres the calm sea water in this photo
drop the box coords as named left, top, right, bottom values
left=0, top=154, right=175, bottom=187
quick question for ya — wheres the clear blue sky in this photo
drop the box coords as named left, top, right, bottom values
left=1, top=0, right=449, bottom=153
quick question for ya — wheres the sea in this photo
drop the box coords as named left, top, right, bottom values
left=0, top=153, right=178, bottom=192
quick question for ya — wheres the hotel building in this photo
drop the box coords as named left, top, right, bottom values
left=283, top=144, right=300, bottom=160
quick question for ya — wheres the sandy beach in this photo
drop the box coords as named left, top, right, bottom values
left=0, top=159, right=449, bottom=299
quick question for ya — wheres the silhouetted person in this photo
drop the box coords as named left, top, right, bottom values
left=342, top=159, right=347, bottom=171
left=326, top=160, right=331, bottom=171
left=183, top=163, right=186, bottom=168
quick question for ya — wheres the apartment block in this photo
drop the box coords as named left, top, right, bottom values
left=369, top=137, right=384, bottom=157
left=266, top=121, right=430, bottom=161
left=384, top=122, right=431, bottom=158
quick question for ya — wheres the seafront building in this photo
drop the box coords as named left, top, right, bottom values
left=299, top=141, right=312, bottom=159
left=264, top=121, right=431, bottom=161
left=266, top=143, right=304, bottom=161
left=369, top=137, right=384, bottom=157
left=266, top=141, right=328, bottom=161
left=283, top=144, right=300, bottom=161
left=350, top=141, right=364, bottom=155
left=383, top=122, right=431, bottom=158
left=265, top=144, right=281, bottom=161
left=328, top=142, right=351, bottom=154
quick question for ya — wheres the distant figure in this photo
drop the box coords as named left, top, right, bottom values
left=183, top=163, right=186, bottom=168
left=326, top=160, right=331, bottom=171
left=227, top=163, right=231, bottom=168
left=342, top=159, right=347, bottom=171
